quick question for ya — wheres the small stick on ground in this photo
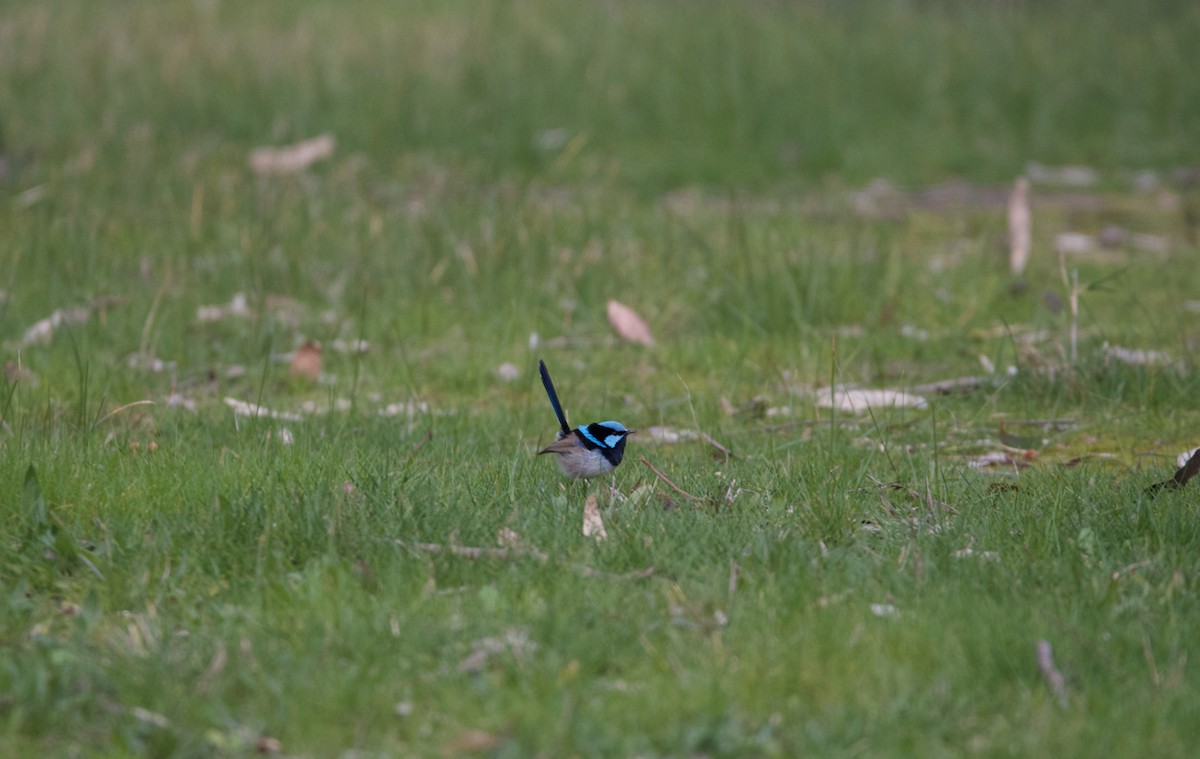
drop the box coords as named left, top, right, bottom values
left=907, top=375, right=994, bottom=395
left=640, top=456, right=702, bottom=502
left=1036, top=640, right=1069, bottom=708
left=699, top=431, right=733, bottom=461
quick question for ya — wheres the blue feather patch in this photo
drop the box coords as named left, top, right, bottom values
left=582, top=421, right=629, bottom=450
left=578, top=426, right=605, bottom=448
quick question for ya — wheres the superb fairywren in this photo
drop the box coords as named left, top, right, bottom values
left=537, top=359, right=635, bottom=479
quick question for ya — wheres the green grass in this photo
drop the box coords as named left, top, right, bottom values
left=3, top=1, right=1200, bottom=756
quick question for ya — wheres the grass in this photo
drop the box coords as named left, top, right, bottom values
left=3, top=0, right=1200, bottom=756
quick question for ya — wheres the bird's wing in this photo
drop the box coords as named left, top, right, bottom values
left=538, top=434, right=580, bottom=455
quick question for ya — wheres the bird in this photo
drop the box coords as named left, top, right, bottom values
left=536, top=359, right=634, bottom=479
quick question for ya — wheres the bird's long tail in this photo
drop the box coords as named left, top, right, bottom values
left=539, top=359, right=571, bottom=435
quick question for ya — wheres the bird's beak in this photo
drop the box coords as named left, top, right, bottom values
left=626, top=429, right=637, bottom=435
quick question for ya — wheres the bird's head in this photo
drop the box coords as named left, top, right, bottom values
left=591, top=421, right=635, bottom=449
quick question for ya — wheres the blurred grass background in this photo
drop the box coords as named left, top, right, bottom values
left=6, top=1, right=1199, bottom=187
left=2, top=1, right=1200, bottom=756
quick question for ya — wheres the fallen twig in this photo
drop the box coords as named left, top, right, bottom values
left=1036, top=640, right=1069, bottom=708
left=699, top=431, right=733, bottom=461
left=907, top=376, right=995, bottom=395
left=640, top=456, right=702, bottom=502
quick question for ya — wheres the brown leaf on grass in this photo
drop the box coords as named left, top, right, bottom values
left=1008, top=177, right=1032, bottom=275
left=583, top=493, right=607, bottom=541
left=442, top=730, right=502, bottom=755
left=255, top=736, right=283, bottom=754
left=606, top=299, right=655, bottom=346
left=248, top=133, right=335, bottom=175
left=289, top=340, right=322, bottom=381
left=5, top=361, right=38, bottom=386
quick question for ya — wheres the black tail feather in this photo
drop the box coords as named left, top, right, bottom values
left=539, top=359, right=571, bottom=435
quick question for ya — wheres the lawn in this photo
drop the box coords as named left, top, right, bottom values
left=2, top=1, right=1200, bottom=756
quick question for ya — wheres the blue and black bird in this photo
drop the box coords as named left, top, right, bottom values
left=537, top=359, right=634, bottom=479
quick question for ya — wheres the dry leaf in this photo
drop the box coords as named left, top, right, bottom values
left=1007, top=176, right=1032, bottom=275
left=583, top=493, right=607, bottom=541
left=442, top=730, right=502, bottom=755
left=290, top=340, right=322, bottom=381
left=968, top=450, right=1034, bottom=470
left=642, top=426, right=698, bottom=444
left=19, top=306, right=91, bottom=347
left=1054, top=232, right=1094, bottom=255
left=5, top=361, right=39, bottom=385
left=256, top=736, right=283, bottom=754
left=328, top=338, right=371, bottom=354
left=606, top=299, right=655, bottom=346
left=1104, top=344, right=1173, bottom=367
left=196, top=292, right=250, bottom=323
left=249, top=133, right=335, bottom=175
left=496, top=362, right=520, bottom=381
left=814, top=387, right=928, bottom=413
left=223, top=397, right=303, bottom=422
left=378, top=400, right=431, bottom=418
